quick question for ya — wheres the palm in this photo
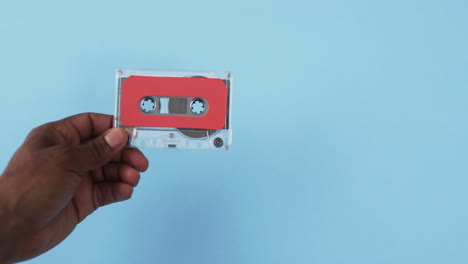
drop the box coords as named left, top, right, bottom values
left=2, top=113, right=148, bottom=263
left=13, top=167, right=115, bottom=260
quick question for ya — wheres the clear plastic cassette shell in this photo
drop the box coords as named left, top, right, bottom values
left=114, top=69, right=232, bottom=150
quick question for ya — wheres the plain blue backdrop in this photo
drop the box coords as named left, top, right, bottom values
left=1, top=0, right=467, bottom=263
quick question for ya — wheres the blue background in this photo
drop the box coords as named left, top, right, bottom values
left=1, top=0, right=467, bottom=263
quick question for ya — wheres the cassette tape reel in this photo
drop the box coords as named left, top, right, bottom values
left=114, top=69, right=232, bottom=150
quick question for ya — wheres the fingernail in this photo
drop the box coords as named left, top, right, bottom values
left=104, top=128, right=126, bottom=148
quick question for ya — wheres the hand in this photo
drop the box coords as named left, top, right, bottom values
left=0, top=113, right=149, bottom=263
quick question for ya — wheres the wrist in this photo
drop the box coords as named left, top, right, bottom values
left=0, top=175, right=17, bottom=264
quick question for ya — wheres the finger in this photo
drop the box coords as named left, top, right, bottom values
left=111, top=148, right=147, bottom=165
left=64, top=127, right=128, bottom=173
left=93, top=182, right=134, bottom=208
left=55, top=113, right=114, bottom=145
left=102, top=163, right=141, bottom=187
left=121, top=148, right=149, bottom=172
left=111, top=150, right=123, bottom=163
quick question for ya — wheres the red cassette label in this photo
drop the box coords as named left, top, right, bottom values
left=120, top=76, right=228, bottom=129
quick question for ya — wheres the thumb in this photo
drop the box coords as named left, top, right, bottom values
left=65, top=127, right=128, bottom=172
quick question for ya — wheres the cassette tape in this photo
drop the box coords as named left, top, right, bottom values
left=114, top=69, right=232, bottom=150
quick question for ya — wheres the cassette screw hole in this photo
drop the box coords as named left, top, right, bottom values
left=214, top=137, right=223, bottom=148
left=140, top=97, right=156, bottom=113
left=190, top=98, right=206, bottom=115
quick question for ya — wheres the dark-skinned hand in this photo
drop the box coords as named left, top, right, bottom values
left=0, top=113, right=149, bottom=263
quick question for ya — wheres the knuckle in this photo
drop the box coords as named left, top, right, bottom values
left=53, top=146, right=76, bottom=166
left=88, top=139, right=108, bottom=159
left=26, top=123, right=52, bottom=139
left=92, top=187, right=103, bottom=211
